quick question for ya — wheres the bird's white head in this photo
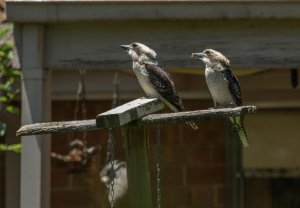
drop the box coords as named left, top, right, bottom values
left=191, top=49, right=230, bottom=69
left=121, top=42, right=158, bottom=65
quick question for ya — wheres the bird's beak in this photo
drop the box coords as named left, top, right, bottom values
left=191, top=52, right=206, bottom=59
left=120, top=44, right=132, bottom=51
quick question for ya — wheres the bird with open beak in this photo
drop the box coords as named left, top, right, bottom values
left=121, top=42, right=198, bottom=130
left=191, top=49, right=249, bottom=147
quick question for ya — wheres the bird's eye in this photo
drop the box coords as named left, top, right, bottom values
left=131, top=43, right=137, bottom=48
left=205, top=51, right=211, bottom=55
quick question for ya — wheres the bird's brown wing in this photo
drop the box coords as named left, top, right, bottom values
left=145, top=64, right=185, bottom=111
left=222, top=68, right=243, bottom=106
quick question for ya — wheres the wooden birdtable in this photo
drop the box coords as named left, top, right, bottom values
left=17, top=97, right=256, bottom=208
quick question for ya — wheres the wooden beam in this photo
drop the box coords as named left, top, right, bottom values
left=16, top=104, right=256, bottom=136
left=96, top=97, right=165, bottom=128
left=17, top=119, right=97, bottom=136
left=139, top=106, right=256, bottom=125
left=20, top=24, right=51, bottom=208
left=224, top=120, right=244, bottom=208
left=124, top=125, right=152, bottom=208
left=42, top=20, right=300, bottom=69
left=7, top=1, right=300, bottom=23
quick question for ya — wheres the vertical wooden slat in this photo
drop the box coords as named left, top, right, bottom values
left=225, top=119, right=244, bottom=208
left=124, top=125, right=152, bottom=208
left=20, top=24, right=51, bottom=208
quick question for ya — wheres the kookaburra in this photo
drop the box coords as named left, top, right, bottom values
left=121, top=42, right=198, bottom=130
left=191, top=49, right=249, bottom=147
left=100, top=160, right=128, bottom=205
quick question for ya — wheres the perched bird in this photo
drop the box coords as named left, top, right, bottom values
left=191, top=49, right=249, bottom=147
left=100, top=160, right=128, bottom=205
left=121, top=42, right=198, bottom=130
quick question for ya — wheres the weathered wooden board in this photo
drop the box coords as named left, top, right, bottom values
left=42, top=20, right=300, bottom=69
left=96, top=97, right=165, bottom=128
left=124, top=125, right=152, bottom=208
left=139, top=105, right=256, bottom=125
left=17, top=105, right=256, bottom=136
left=7, top=1, right=300, bottom=23
left=17, top=119, right=97, bottom=136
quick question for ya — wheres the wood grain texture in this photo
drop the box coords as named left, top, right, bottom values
left=17, top=105, right=256, bottom=136
left=124, top=126, right=152, bottom=208
left=139, top=105, right=256, bottom=125
left=7, top=2, right=300, bottom=23
left=17, top=119, right=97, bottom=136
left=20, top=24, right=51, bottom=208
left=42, top=20, right=300, bottom=70
left=96, top=98, right=165, bottom=128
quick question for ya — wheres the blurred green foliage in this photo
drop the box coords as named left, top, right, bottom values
left=0, top=24, right=21, bottom=152
left=0, top=143, right=21, bottom=153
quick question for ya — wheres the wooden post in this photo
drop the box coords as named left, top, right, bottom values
left=20, top=24, right=51, bottom=208
left=124, top=125, right=152, bottom=208
left=224, top=119, right=244, bottom=208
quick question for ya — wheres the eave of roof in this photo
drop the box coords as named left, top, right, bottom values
left=7, top=0, right=300, bottom=23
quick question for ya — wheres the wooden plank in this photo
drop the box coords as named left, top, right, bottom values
left=17, top=105, right=256, bottom=136
left=6, top=2, right=300, bottom=23
left=224, top=120, right=244, bottom=208
left=41, top=20, right=300, bottom=69
left=17, top=119, right=97, bottom=136
left=96, top=98, right=165, bottom=128
left=140, top=105, right=256, bottom=125
left=124, top=125, right=152, bottom=208
left=20, top=24, right=51, bottom=208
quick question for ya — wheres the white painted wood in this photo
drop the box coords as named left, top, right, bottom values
left=20, top=24, right=51, bottom=208
left=96, top=98, right=165, bottom=127
left=43, top=20, right=300, bottom=69
left=6, top=1, right=300, bottom=23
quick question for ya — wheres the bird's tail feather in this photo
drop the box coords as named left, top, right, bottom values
left=186, top=121, right=199, bottom=131
left=237, top=127, right=249, bottom=147
left=229, top=117, right=249, bottom=147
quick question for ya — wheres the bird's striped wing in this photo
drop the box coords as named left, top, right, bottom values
left=222, top=68, right=243, bottom=106
left=145, top=64, right=185, bottom=111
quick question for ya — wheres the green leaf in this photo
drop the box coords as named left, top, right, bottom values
left=0, top=96, right=7, bottom=102
left=12, top=69, right=21, bottom=76
left=8, top=144, right=22, bottom=153
left=0, top=122, right=7, bottom=137
left=0, top=143, right=21, bottom=153
left=6, top=105, right=20, bottom=114
left=6, top=91, right=14, bottom=100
